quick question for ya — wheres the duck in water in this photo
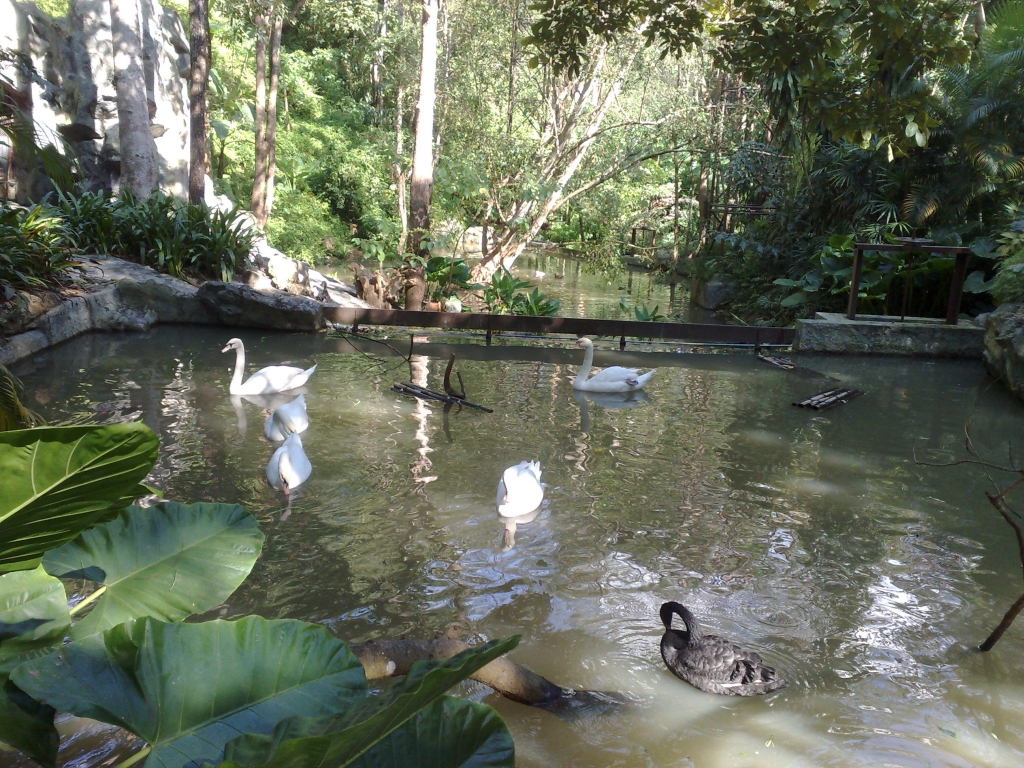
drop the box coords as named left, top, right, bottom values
left=659, top=602, right=788, bottom=696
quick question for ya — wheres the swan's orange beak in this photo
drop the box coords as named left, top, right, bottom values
left=575, top=339, right=584, bottom=347
left=221, top=344, right=231, bottom=353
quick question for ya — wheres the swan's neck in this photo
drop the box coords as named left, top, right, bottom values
left=231, top=345, right=246, bottom=391
left=575, top=344, right=594, bottom=386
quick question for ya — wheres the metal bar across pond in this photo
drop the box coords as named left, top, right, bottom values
left=322, top=307, right=796, bottom=347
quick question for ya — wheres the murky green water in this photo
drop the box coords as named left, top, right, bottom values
left=11, top=326, right=1024, bottom=768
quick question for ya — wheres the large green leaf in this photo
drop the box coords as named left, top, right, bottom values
left=219, top=637, right=519, bottom=768
left=0, top=423, right=159, bottom=573
left=0, top=567, right=69, bottom=768
left=347, top=697, right=515, bottom=768
left=44, top=502, right=264, bottom=639
left=12, top=617, right=368, bottom=768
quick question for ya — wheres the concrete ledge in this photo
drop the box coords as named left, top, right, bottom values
left=794, top=312, right=985, bottom=358
left=0, top=256, right=327, bottom=367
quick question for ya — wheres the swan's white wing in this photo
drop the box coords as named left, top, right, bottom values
left=585, top=365, right=642, bottom=385
left=243, top=365, right=305, bottom=394
left=496, top=477, right=507, bottom=508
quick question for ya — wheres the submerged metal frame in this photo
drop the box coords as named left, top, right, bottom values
left=322, top=307, right=795, bottom=348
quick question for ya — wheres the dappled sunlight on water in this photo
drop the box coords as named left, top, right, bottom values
left=12, top=326, right=1024, bottom=768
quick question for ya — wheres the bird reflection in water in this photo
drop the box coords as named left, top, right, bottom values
left=573, top=389, right=650, bottom=433
left=230, top=390, right=308, bottom=437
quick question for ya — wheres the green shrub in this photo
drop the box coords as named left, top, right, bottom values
left=482, top=268, right=560, bottom=316
left=991, top=223, right=1024, bottom=305
left=264, top=186, right=350, bottom=264
left=0, top=204, right=78, bottom=295
left=56, top=191, right=256, bottom=282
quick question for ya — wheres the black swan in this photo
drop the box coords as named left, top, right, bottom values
left=659, top=601, right=788, bottom=696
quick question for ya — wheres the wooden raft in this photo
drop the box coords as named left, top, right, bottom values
left=792, top=388, right=862, bottom=410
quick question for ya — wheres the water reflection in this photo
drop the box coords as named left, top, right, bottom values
left=574, top=389, right=650, bottom=433
left=13, top=327, right=1024, bottom=768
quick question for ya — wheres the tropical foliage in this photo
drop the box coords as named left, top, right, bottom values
left=55, top=191, right=257, bottom=282
left=0, top=420, right=517, bottom=768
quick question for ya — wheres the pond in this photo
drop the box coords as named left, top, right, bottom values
left=12, top=326, right=1024, bottom=768
left=328, top=250, right=711, bottom=321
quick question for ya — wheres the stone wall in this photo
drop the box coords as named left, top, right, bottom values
left=0, top=0, right=190, bottom=199
left=983, top=303, right=1024, bottom=402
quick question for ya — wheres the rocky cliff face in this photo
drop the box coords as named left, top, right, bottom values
left=0, top=0, right=189, bottom=199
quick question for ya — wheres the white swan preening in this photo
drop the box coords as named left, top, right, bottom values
left=496, top=461, right=544, bottom=517
left=572, top=337, right=655, bottom=393
left=264, top=394, right=309, bottom=442
left=222, top=338, right=317, bottom=395
left=266, top=432, right=312, bottom=494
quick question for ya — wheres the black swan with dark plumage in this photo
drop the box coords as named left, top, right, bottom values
left=659, top=601, right=788, bottom=696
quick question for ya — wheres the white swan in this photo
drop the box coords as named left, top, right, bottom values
left=496, top=461, right=544, bottom=517
left=264, top=394, right=309, bottom=442
left=572, top=337, right=654, bottom=393
left=266, top=432, right=312, bottom=494
left=222, top=338, right=317, bottom=395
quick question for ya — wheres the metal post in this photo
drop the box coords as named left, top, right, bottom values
left=846, top=246, right=863, bottom=320
left=486, top=328, right=492, bottom=346
left=620, top=335, right=626, bottom=351
left=946, top=252, right=970, bottom=325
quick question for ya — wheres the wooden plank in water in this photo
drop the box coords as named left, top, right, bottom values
left=792, top=388, right=862, bottom=410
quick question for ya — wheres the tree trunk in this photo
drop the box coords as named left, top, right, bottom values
left=372, top=0, right=387, bottom=115
left=405, top=0, right=438, bottom=310
left=672, top=139, right=680, bottom=266
left=506, top=0, right=518, bottom=134
left=975, top=0, right=986, bottom=38
left=188, top=0, right=210, bottom=205
left=110, top=0, right=157, bottom=198
left=394, top=0, right=408, bottom=254
left=263, top=14, right=284, bottom=219
left=250, top=13, right=269, bottom=225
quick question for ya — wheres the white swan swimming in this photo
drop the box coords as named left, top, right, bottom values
left=266, top=432, right=312, bottom=494
left=572, top=337, right=654, bottom=393
left=496, top=461, right=544, bottom=517
left=222, top=338, right=317, bottom=395
left=264, top=394, right=309, bottom=442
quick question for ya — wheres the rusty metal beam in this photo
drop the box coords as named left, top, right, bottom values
left=322, top=307, right=795, bottom=346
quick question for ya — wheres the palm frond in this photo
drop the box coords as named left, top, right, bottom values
left=0, top=364, right=44, bottom=431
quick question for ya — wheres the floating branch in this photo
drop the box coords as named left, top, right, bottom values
left=392, top=382, right=493, bottom=412
left=793, top=388, right=862, bottom=410
left=393, top=354, right=493, bottom=412
left=351, top=637, right=635, bottom=715
left=759, top=354, right=837, bottom=381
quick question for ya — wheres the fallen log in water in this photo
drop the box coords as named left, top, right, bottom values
left=350, top=638, right=635, bottom=715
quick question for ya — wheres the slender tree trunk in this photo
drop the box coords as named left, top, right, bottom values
left=506, top=0, right=518, bottom=134
left=188, top=0, right=210, bottom=204
left=672, top=140, right=680, bottom=266
left=263, top=14, right=284, bottom=219
left=394, top=0, right=408, bottom=253
left=975, top=0, right=986, bottom=38
left=372, top=0, right=388, bottom=115
left=250, top=13, right=269, bottom=224
left=110, top=0, right=157, bottom=198
left=405, top=0, right=438, bottom=310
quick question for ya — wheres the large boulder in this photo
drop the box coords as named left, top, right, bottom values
left=197, top=282, right=325, bottom=331
left=984, top=303, right=1024, bottom=401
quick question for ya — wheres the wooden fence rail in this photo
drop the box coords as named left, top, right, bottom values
left=322, top=307, right=795, bottom=348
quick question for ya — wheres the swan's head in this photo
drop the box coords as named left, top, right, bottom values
left=575, top=337, right=593, bottom=349
left=222, top=338, right=243, bottom=353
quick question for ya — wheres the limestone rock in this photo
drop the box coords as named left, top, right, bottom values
left=984, top=303, right=1024, bottom=401
left=197, top=282, right=325, bottom=331
left=1, top=291, right=62, bottom=335
left=0, top=0, right=190, bottom=198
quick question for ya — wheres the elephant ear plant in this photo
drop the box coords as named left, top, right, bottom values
left=0, top=422, right=517, bottom=768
